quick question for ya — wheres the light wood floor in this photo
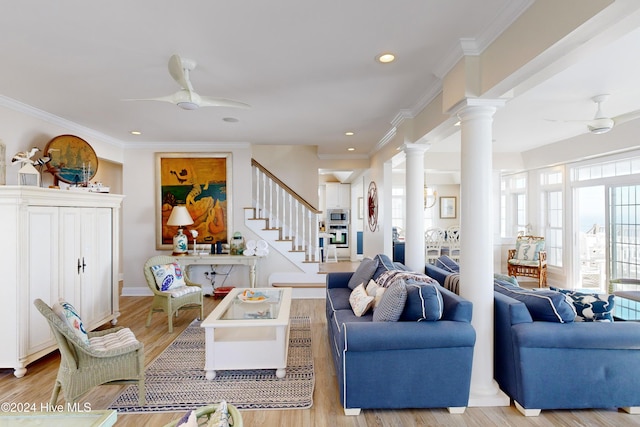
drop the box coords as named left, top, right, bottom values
left=2, top=267, right=640, bottom=426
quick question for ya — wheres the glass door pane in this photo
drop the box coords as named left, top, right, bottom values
left=575, top=186, right=606, bottom=291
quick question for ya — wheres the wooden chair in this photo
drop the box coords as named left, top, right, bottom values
left=425, top=227, right=446, bottom=265
left=144, top=255, right=204, bottom=333
left=34, top=299, right=145, bottom=406
left=507, top=235, right=547, bottom=287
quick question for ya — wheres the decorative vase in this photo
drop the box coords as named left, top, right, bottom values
left=173, top=229, right=189, bottom=255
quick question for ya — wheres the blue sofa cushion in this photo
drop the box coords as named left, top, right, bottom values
left=435, top=255, right=459, bottom=273
left=401, top=280, right=443, bottom=321
left=372, top=253, right=397, bottom=280
left=347, top=257, right=379, bottom=290
left=494, top=282, right=576, bottom=323
left=373, top=280, right=407, bottom=322
left=550, top=287, right=615, bottom=322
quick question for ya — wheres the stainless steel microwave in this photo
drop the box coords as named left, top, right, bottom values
left=327, top=209, right=349, bottom=223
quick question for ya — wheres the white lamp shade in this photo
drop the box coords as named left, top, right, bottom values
left=166, top=205, right=194, bottom=227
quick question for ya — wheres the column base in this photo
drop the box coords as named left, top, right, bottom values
left=468, top=382, right=511, bottom=407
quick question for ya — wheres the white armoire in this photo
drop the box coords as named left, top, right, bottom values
left=0, top=187, right=124, bottom=377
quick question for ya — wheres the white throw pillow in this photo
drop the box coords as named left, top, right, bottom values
left=349, top=283, right=375, bottom=317
left=365, top=279, right=386, bottom=309
left=151, top=262, right=187, bottom=291
left=52, top=300, right=90, bottom=345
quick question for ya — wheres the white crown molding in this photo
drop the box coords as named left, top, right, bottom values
left=129, top=141, right=251, bottom=150
left=0, top=95, right=125, bottom=149
left=433, top=0, right=534, bottom=79
left=369, top=126, right=397, bottom=157
left=317, top=153, right=369, bottom=161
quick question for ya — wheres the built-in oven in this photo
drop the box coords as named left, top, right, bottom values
left=328, top=225, right=349, bottom=248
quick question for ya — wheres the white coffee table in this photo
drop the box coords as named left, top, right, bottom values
left=201, top=287, right=292, bottom=380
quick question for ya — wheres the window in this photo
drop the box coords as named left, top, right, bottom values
left=610, top=185, right=640, bottom=280
left=544, top=190, right=563, bottom=266
left=540, top=168, right=563, bottom=267
left=500, top=173, right=527, bottom=237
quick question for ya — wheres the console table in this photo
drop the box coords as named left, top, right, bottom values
left=177, top=254, right=259, bottom=288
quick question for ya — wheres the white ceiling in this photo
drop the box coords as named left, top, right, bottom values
left=2, top=1, right=640, bottom=164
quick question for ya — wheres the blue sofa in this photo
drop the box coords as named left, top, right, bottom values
left=325, top=270, right=476, bottom=415
left=426, top=260, right=640, bottom=416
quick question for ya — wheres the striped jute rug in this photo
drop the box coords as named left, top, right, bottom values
left=109, top=316, right=314, bottom=413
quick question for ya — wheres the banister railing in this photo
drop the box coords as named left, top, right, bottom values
left=251, top=159, right=321, bottom=261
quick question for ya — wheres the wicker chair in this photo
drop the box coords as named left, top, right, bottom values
left=163, top=403, right=243, bottom=427
left=144, top=255, right=204, bottom=333
left=33, top=299, right=145, bottom=406
left=507, top=235, right=547, bottom=287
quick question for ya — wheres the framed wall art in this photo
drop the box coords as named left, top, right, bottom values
left=440, top=196, right=457, bottom=219
left=156, top=153, right=232, bottom=250
left=44, top=134, right=98, bottom=185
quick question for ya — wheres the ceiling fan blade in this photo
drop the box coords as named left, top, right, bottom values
left=122, top=94, right=177, bottom=103
left=168, top=54, right=194, bottom=91
left=199, top=96, right=251, bottom=109
left=613, top=109, right=640, bottom=125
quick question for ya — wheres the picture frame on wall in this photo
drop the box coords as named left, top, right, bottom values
left=156, top=152, right=232, bottom=250
left=440, top=196, right=456, bottom=219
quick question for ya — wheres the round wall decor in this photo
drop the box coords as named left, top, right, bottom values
left=367, top=181, right=378, bottom=232
left=44, top=134, right=98, bottom=185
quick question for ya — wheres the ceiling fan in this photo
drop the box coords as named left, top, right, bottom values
left=126, top=54, right=251, bottom=110
left=552, top=94, right=640, bottom=135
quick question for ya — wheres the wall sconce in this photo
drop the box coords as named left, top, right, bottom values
left=166, top=205, right=194, bottom=255
left=424, top=186, right=437, bottom=210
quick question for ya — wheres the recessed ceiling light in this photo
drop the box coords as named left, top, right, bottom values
left=345, top=131, right=355, bottom=136
left=130, top=130, right=142, bottom=135
left=347, top=147, right=355, bottom=152
left=223, top=117, right=239, bottom=123
left=376, top=53, right=396, bottom=64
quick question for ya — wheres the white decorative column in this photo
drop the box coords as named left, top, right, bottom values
left=456, top=99, right=509, bottom=407
left=402, top=143, right=429, bottom=273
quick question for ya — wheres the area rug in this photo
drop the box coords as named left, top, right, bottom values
left=109, top=316, right=314, bottom=413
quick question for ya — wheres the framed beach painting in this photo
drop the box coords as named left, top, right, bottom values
left=440, top=196, right=457, bottom=219
left=156, top=153, right=232, bottom=250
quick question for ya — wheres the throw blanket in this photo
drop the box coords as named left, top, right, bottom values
left=376, top=269, right=437, bottom=288
left=444, top=273, right=460, bottom=295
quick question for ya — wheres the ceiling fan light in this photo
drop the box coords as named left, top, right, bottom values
left=588, top=117, right=614, bottom=134
left=177, top=101, right=199, bottom=110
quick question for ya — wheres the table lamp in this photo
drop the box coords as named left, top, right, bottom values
left=166, top=205, right=194, bottom=255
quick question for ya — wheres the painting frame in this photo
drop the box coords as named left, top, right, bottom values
left=439, top=196, right=457, bottom=219
left=156, top=152, right=232, bottom=250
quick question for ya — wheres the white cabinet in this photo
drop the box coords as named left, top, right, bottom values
left=325, top=183, right=351, bottom=209
left=0, top=187, right=124, bottom=378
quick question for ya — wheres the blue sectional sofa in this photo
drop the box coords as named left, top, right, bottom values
left=325, top=266, right=476, bottom=416
left=426, top=258, right=640, bottom=416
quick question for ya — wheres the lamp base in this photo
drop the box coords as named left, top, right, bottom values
left=171, top=252, right=188, bottom=256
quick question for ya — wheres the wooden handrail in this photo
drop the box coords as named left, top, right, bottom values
left=251, top=159, right=321, bottom=214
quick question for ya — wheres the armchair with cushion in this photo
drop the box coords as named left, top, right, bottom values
left=144, top=255, right=204, bottom=333
left=34, top=299, right=145, bottom=406
left=507, top=235, right=547, bottom=287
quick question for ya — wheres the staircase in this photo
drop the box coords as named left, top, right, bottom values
left=244, top=160, right=326, bottom=295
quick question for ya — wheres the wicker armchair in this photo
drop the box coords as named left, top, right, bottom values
left=144, top=255, right=204, bottom=333
left=163, top=403, right=243, bottom=427
left=507, top=235, right=547, bottom=287
left=33, top=299, right=145, bottom=406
